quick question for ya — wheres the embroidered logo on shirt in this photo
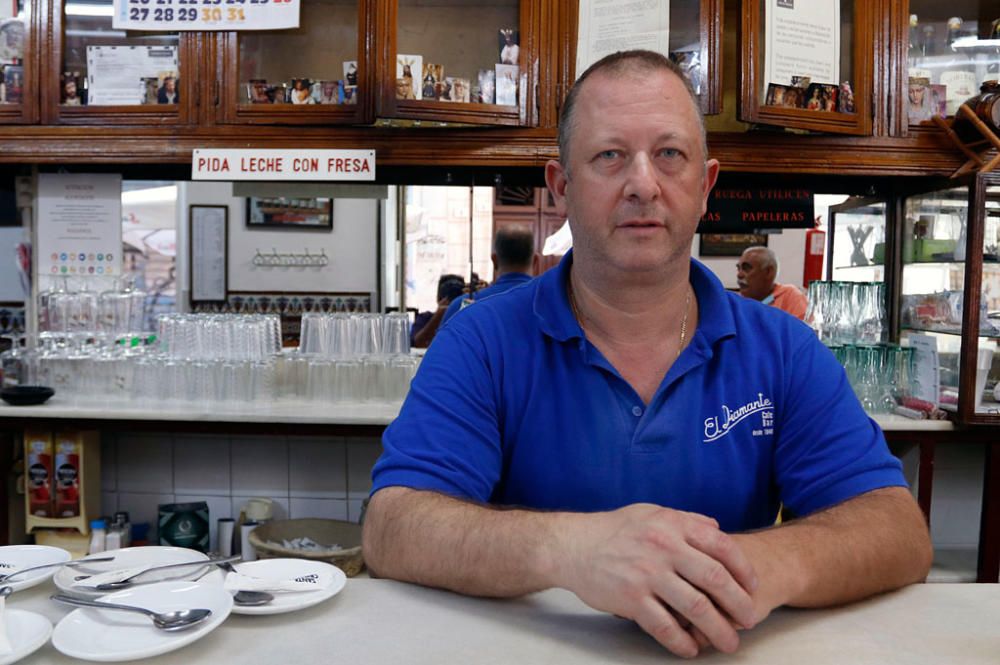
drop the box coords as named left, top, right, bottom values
left=703, top=393, right=774, bottom=443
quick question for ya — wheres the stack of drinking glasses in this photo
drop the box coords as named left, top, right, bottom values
left=805, top=281, right=886, bottom=346
left=28, top=277, right=152, bottom=404
left=129, top=313, right=283, bottom=409
left=294, top=312, right=419, bottom=404
left=807, top=280, right=915, bottom=415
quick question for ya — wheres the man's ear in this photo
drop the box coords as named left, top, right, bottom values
left=544, top=159, right=569, bottom=218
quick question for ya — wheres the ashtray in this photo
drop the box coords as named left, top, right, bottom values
left=0, top=385, right=55, bottom=406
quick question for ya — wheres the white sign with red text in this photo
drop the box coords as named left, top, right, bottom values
left=192, top=149, right=376, bottom=181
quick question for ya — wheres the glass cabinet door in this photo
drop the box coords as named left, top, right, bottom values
left=906, top=2, right=1000, bottom=130
left=0, top=0, right=35, bottom=123
left=739, top=0, right=873, bottom=135
left=899, top=185, right=970, bottom=416
left=217, top=0, right=368, bottom=125
left=966, top=175, right=1000, bottom=421
left=46, top=0, right=192, bottom=124
left=828, top=197, right=888, bottom=283
left=379, top=0, right=541, bottom=126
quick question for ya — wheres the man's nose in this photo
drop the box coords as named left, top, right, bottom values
left=622, top=153, right=660, bottom=202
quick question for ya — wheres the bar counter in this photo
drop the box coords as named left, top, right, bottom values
left=11, top=578, right=1000, bottom=664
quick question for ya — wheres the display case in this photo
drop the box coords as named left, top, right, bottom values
left=905, top=2, right=1000, bottom=130
left=376, top=0, right=542, bottom=127
left=739, top=0, right=874, bottom=135
left=896, top=175, right=1000, bottom=424
left=216, top=0, right=371, bottom=125
left=44, top=0, right=195, bottom=124
left=0, top=0, right=35, bottom=123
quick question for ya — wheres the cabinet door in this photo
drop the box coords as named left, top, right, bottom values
left=44, top=0, right=194, bottom=124
left=962, top=173, right=1000, bottom=423
left=378, top=0, right=542, bottom=126
left=904, top=3, right=1000, bottom=132
left=739, top=0, right=873, bottom=135
left=899, top=184, right=971, bottom=418
left=216, top=0, right=371, bottom=125
left=0, top=0, right=36, bottom=123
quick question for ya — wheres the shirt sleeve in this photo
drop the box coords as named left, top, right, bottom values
left=372, top=317, right=503, bottom=501
left=773, top=328, right=907, bottom=516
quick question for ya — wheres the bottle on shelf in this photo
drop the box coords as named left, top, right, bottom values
left=88, top=519, right=107, bottom=554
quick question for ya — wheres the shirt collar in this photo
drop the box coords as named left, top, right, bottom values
left=533, top=250, right=736, bottom=347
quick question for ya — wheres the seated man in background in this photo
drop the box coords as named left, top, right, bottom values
left=736, top=245, right=808, bottom=319
left=410, top=274, right=465, bottom=348
left=441, top=225, right=536, bottom=326
left=365, top=50, right=931, bottom=659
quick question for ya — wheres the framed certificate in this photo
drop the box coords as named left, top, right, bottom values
left=190, top=205, right=228, bottom=303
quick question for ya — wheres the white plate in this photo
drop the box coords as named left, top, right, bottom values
left=52, top=581, right=233, bottom=662
left=0, top=610, right=53, bottom=665
left=0, top=545, right=70, bottom=592
left=228, top=559, right=346, bottom=615
left=53, top=546, right=223, bottom=597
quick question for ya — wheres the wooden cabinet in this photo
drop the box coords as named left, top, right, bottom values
left=828, top=174, right=1000, bottom=426
left=0, top=0, right=36, bottom=123
left=0, top=0, right=986, bottom=176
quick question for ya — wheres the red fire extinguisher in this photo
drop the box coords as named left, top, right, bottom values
left=803, top=218, right=825, bottom=289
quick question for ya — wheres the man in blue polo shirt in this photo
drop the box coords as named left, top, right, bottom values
left=364, top=50, right=932, bottom=658
left=440, top=225, right=536, bottom=327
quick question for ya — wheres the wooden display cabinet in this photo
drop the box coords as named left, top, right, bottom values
left=376, top=0, right=544, bottom=127
left=41, top=0, right=196, bottom=125
left=828, top=175, right=1000, bottom=426
left=739, top=0, right=876, bottom=136
left=215, top=0, right=373, bottom=126
left=0, top=0, right=37, bottom=124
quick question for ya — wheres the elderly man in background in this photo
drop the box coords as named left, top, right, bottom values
left=736, top=245, right=808, bottom=319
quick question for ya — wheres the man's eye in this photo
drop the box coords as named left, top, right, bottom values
left=597, top=150, right=619, bottom=160
left=658, top=148, right=681, bottom=158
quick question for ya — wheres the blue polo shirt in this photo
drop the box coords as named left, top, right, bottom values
left=441, top=272, right=534, bottom=325
left=373, top=251, right=904, bottom=532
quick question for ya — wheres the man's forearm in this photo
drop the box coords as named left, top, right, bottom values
left=734, top=487, right=933, bottom=613
left=363, top=487, right=565, bottom=597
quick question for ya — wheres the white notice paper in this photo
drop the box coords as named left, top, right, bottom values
left=763, top=0, right=840, bottom=87
left=37, top=174, right=122, bottom=278
left=576, top=0, right=670, bottom=77
left=86, top=45, right=178, bottom=106
left=908, top=334, right=940, bottom=406
left=190, top=206, right=227, bottom=302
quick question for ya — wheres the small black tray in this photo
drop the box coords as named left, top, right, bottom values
left=0, top=385, right=55, bottom=406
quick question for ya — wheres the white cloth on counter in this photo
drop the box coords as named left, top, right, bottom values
left=0, top=595, right=12, bottom=655
left=223, top=572, right=324, bottom=594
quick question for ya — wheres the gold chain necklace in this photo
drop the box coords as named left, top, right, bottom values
left=568, top=279, right=693, bottom=359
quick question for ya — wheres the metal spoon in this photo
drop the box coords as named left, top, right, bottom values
left=0, top=556, right=116, bottom=583
left=215, top=560, right=273, bottom=606
left=232, top=590, right=274, bottom=606
left=50, top=593, right=212, bottom=631
left=87, top=555, right=243, bottom=590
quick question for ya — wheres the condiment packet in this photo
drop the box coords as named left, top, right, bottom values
left=223, top=571, right=327, bottom=594
left=0, top=595, right=12, bottom=655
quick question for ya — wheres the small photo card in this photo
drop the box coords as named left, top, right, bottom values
left=495, top=63, right=518, bottom=106
left=396, top=54, right=422, bottom=100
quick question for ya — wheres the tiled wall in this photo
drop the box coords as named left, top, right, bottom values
left=97, top=431, right=986, bottom=560
left=100, top=432, right=383, bottom=552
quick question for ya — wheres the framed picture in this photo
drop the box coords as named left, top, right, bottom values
left=247, top=196, right=333, bottom=230
left=189, top=205, right=228, bottom=303
left=699, top=233, right=768, bottom=257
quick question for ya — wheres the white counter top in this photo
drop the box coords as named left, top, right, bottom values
left=0, top=399, right=953, bottom=432
left=10, top=579, right=1000, bottom=664
left=0, top=398, right=402, bottom=426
